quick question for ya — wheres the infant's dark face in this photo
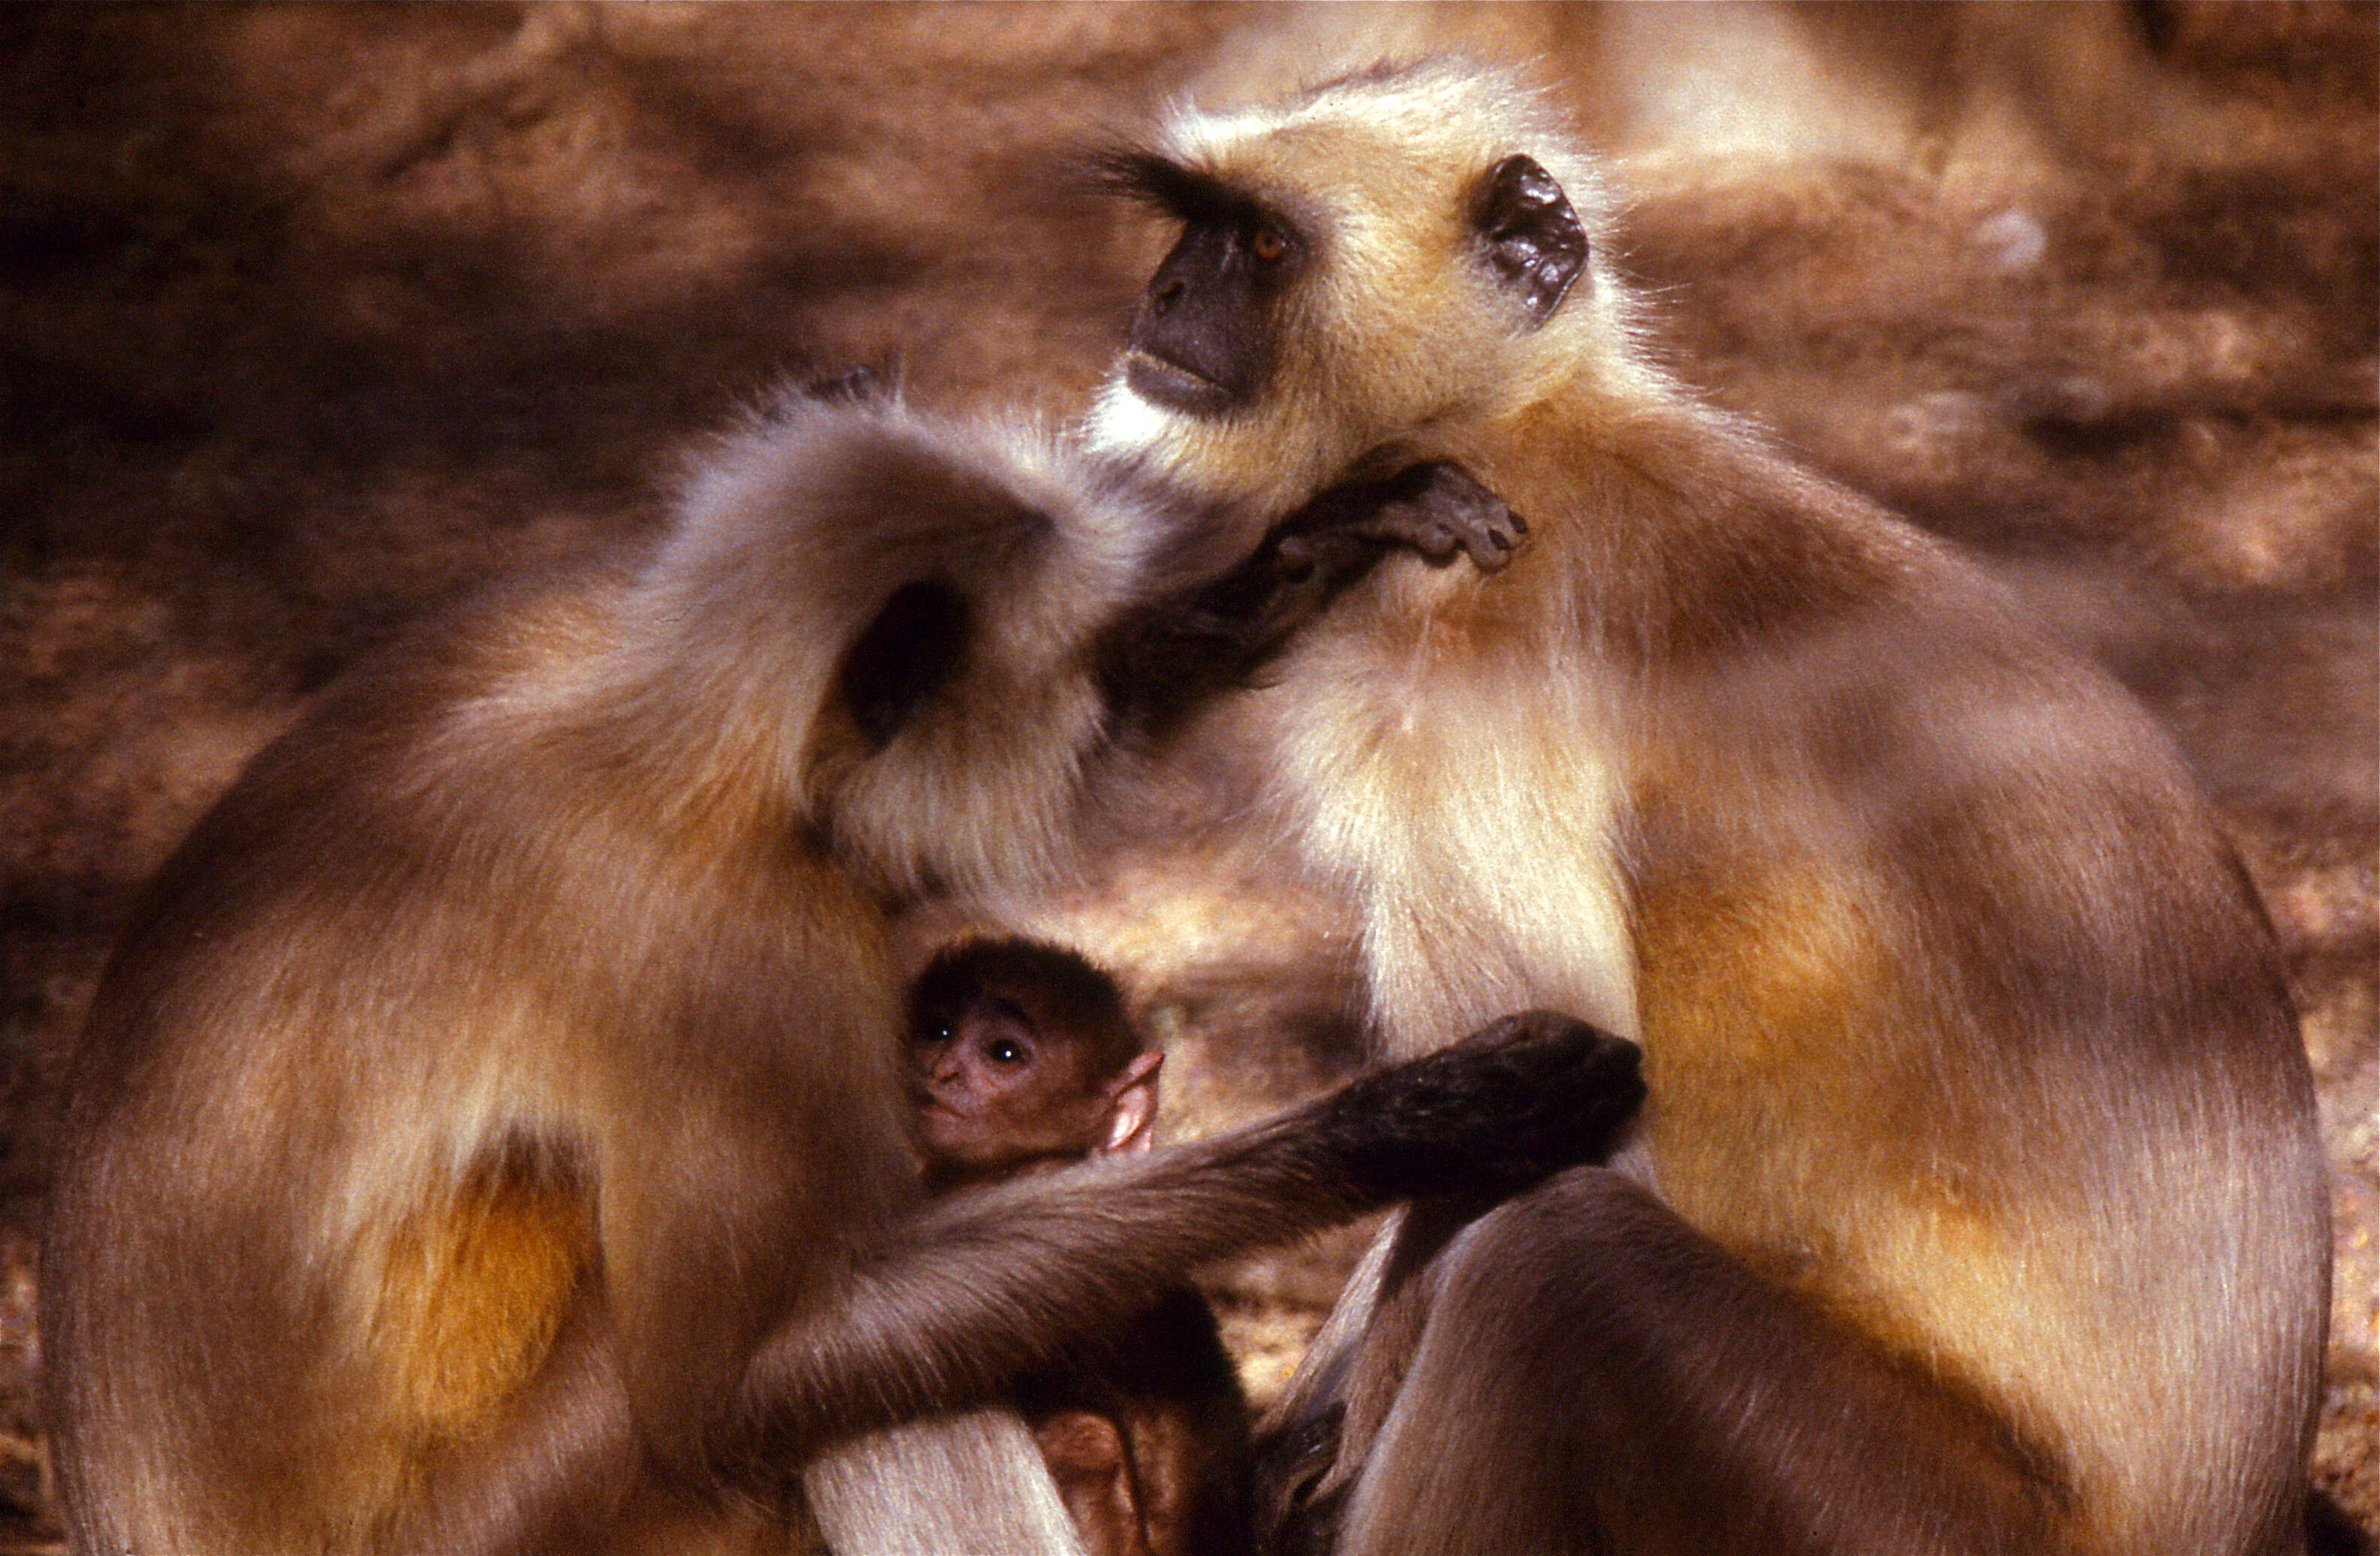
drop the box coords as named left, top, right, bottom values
left=909, top=989, right=1114, bottom=1178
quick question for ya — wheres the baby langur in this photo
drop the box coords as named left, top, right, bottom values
left=908, top=938, right=1252, bottom=1556
left=1088, top=57, right=2330, bottom=1556
left=907, top=938, right=1169, bottom=1195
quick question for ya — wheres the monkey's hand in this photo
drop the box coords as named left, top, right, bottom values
left=1320, top=1011, right=1643, bottom=1203
left=1102, top=464, right=1523, bottom=736
left=1278, top=460, right=1527, bottom=578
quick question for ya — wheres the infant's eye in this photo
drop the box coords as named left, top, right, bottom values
left=1250, top=224, right=1287, bottom=264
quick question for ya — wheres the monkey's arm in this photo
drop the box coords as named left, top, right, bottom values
left=1101, top=461, right=1523, bottom=736
left=723, top=1012, right=1638, bottom=1478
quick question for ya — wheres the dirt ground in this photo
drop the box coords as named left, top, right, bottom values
left=0, top=3, right=2370, bottom=1548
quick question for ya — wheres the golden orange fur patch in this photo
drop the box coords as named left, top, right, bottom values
left=373, top=1159, right=594, bottom=1445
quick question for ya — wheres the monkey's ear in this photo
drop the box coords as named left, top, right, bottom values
left=1471, top=155, right=1586, bottom=325
left=839, top=580, right=969, bottom=748
left=1099, top=1051, right=1163, bottom=1156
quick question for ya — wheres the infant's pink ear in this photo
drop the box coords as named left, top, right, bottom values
left=1099, top=1050, right=1164, bottom=1156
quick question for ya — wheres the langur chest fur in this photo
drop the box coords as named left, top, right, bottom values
left=1260, top=587, right=1638, bottom=1058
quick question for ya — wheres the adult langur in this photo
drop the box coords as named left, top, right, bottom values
left=42, top=388, right=1638, bottom=1556
left=1086, top=57, right=2328, bottom=1556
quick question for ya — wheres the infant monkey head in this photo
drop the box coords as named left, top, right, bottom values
left=908, top=938, right=1163, bottom=1193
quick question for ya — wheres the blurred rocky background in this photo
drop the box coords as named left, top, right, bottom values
left=0, top=3, right=2369, bottom=1547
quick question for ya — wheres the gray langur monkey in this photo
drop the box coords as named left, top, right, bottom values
left=1084, top=57, right=2330, bottom=1556
left=39, top=387, right=1645, bottom=1556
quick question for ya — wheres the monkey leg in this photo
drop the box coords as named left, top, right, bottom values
left=1254, top=1198, right=1483, bottom=1556
left=1028, top=1409, right=1148, bottom=1556
left=380, top=1286, right=639, bottom=1556
left=804, top=1412, right=1091, bottom=1556
left=1334, top=1167, right=2070, bottom=1556
left=389, top=1305, right=1093, bottom=1556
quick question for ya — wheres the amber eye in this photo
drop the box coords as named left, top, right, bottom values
left=1250, top=224, right=1287, bottom=264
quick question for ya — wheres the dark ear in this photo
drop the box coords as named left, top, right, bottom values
left=1471, top=155, right=1586, bottom=325
left=839, top=580, right=969, bottom=748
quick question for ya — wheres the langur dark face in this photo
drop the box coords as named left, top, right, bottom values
left=1111, top=156, right=1308, bottom=420
left=909, top=985, right=1117, bottom=1175
left=1107, top=149, right=1588, bottom=424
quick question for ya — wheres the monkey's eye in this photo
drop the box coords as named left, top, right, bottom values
left=984, top=1037, right=1029, bottom=1066
left=1249, top=223, right=1288, bottom=264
